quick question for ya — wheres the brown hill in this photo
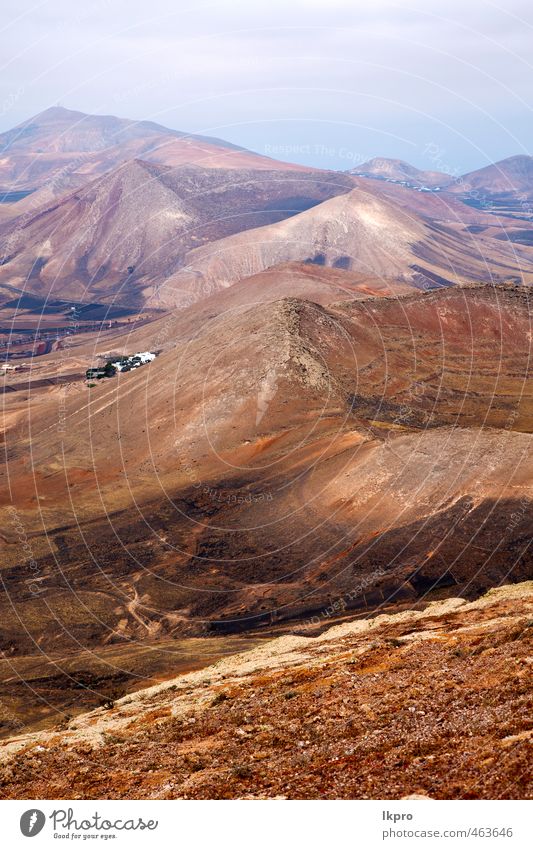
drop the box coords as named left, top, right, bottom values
left=163, top=185, right=533, bottom=306
left=0, top=581, right=531, bottom=799
left=4, top=150, right=532, bottom=312
left=350, top=157, right=450, bottom=188
left=446, top=155, right=533, bottom=220
left=0, top=162, right=353, bottom=305
left=163, top=260, right=412, bottom=320
left=451, top=155, right=533, bottom=196
left=2, top=285, right=532, bottom=647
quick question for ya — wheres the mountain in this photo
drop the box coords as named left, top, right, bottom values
left=162, top=183, right=533, bottom=306
left=0, top=161, right=354, bottom=304
left=451, top=155, right=533, bottom=196
left=2, top=120, right=533, bottom=752
left=0, top=105, right=248, bottom=156
left=350, top=157, right=451, bottom=188
left=353, top=153, right=533, bottom=199
left=5, top=162, right=531, bottom=310
left=1, top=275, right=532, bottom=732
left=447, top=155, right=533, bottom=218
left=4, top=112, right=533, bottom=311
left=351, top=154, right=533, bottom=221
left=0, top=106, right=307, bottom=196
left=2, top=284, right=532, bottom=645
left=0, top=159, right=195, bottom=303
left=166, top=260, right=413, bottom=321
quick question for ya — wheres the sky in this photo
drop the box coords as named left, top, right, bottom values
left=1, top=0, right=533, bottom=173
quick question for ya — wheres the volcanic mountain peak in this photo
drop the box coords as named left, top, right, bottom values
left=351, top=156, right=451, bottom=188
left=74, top=157, right=172, bottom=198
left=30, top=105, right=245, bottom=151
left=494, top=153, right=533, bottom=171
left=155, top=188, right=412, bottom=305
left=28, top=105, right=86, bottom=123
left=1, top=282, right=533, bottom=713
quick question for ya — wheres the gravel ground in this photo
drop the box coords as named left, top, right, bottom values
left=0, top=583, right=531, bottom=800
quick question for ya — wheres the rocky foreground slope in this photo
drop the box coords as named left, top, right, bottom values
left=0, top=581, right=531, bottom=799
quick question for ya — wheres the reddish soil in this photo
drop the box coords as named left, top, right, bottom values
left=0, top=582, right=530, bottom=799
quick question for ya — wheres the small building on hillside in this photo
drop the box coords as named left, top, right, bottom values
left=108, top=351, right=157, bottom=372
left=86, top=364, right=116, bottom=380
left=86, top=351, right=156, bottom=381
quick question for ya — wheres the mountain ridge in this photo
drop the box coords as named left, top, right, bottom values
left=350, top=156, right=450, bottom=188
left=0, top=106, right=309, bottom=196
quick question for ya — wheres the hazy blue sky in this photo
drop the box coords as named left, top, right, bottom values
left=1, top=0, right=532, bottom=173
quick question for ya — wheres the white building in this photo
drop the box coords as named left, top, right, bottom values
left=110, top=352, right=157, bottom=372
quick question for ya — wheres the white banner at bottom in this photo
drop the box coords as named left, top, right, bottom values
left=1, top=799, right=531, bottom=848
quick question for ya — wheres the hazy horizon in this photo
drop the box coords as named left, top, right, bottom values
left=1, top=0, right=532, bottom=174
